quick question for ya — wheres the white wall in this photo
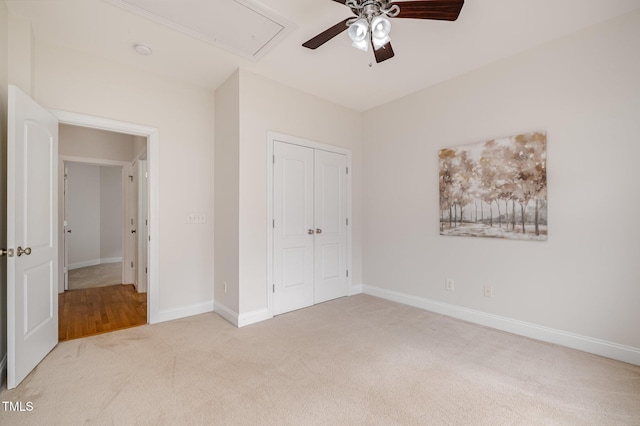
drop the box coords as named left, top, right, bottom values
left=7, top=13, right=33, bottom=96
left=100, top=166, right=122, bottom=261
left=0, top=0, right=9, bottom=377
left=362, top=11, right=640, bottom=357
left=34, top=42, right=215, bottom=318
left=236, top=69, right=362, bottom=316
left=66, top=163, right=100, bottom=267
left=132, top=135, right=147, bottom=160
left=214, top=70, right=240, bottom=314
left=59, top=124, right=134, bottom=162
left=66, top=163, right=121, bottom=268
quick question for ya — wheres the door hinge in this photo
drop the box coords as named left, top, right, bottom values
left=273, top=220, right=275, bottom=228
left=131, top=261, right=134, bottom=268
left=273, top=284, right=275, bottom=293
left=145, top=267, right=148, bottom=274
left=273, top=155, right=275, bottom=164
left=346, top=218, right=349, bottom=226
left=346, top=167, right=349, bottom=174
left=346, top=270, right=349, bottom=278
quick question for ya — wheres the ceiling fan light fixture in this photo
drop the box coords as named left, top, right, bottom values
left=348, top=18, right=369, bottom=41
left=352, top=38, right=369, bottom=52
left=302, top=0, right=465, bottom=63
left=371, top=15, right=391, bottom=50
left=348, top=18, right=370, bottom=51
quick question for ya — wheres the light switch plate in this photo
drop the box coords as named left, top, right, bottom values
left=187, top=213, right=206, bottom=224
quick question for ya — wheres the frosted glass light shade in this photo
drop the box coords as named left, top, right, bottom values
left=371, top=15, right=391, bottom=50
left=348, top=18, right=369, bottom=51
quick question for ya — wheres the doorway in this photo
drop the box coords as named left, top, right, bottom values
left=53, top=110, right=160, bottom=325
left=267, top=132, right=353, bottom=316
left=6, top=86, right=159, bottom=388
left=63, top=162, right=125, bottom=291
left=58, top=125, right=150, bottom=340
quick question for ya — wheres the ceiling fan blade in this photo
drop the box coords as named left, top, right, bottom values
left=332, top=0, right=347, bottom=3
left=373, top=42, right=395, bottom=63
left=390, top=0, right=464, bottom=21
left=302, top=18, right=351, bottom=50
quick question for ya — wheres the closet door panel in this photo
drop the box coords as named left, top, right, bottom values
left=314, top=150, right=348, bottom=304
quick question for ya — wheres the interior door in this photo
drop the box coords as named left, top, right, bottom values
left=273, top=142, right=314, bottom=315
left=313, top=150, right=348, bottom=304
left=7, top=85, right=59, bottom=389
left=63, top=165, right=70, bottom=290
left=137, top=157, right=148, bottom=293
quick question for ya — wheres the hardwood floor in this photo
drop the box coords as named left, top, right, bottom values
left=58, top=284, right=147, bottom=342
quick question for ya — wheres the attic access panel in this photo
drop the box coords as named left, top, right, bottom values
left=109, top=0, right=294, bottom=61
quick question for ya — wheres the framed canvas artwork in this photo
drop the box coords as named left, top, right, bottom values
left=439, top=131, right=547, bottom=241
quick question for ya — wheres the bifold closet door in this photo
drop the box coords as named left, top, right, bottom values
left=273, top=142, right=348, bottom=316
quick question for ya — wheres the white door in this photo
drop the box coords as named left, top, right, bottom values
left=272, top=142, right=348, bottom=315
left=314, top=150, right=348, bottom=304
left=273, top=142, right=314, bottom=315
left=137, top=158, right=148, bottom=293
left=63, top=166, right=70, bottom=290
left=7, top=85, right=59, bottom=389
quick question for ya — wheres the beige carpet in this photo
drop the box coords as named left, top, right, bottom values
left=1, top=294, right=639, bottom=425
left=68, top=262, right=122, bottom=290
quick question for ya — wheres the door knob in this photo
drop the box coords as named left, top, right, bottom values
left=17, top=246, right=32, bottom=256
left=131, top=230, right=137, bottom=234
left=66, top=229, right=72, bottom=233
left=308, top=229, right=315, bottom=235
left=316, top=229, right=323, bottom=234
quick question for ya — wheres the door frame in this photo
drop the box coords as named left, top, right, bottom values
left=266, top=131, right=353, bottom=317
left=60, top=158, right=130, bottom=290
left=52, top=110, right=160, bottom=324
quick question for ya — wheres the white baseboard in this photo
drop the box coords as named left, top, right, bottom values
left=68, top=259, right=100, bottom=270
left=156, top=300, right=214, bottom=323
left=214, top=301, right=239, bottom=327
left=349, top=284, right=363, bottom=296
left=0, top=353, right=6, bottom=386
left=213, top=302, right=273, bottom=328
left=363, top=284, right=640, bottom=366
left=68, top=257, right=123, bottom=270
left=238, top=308, right=272, bottom=328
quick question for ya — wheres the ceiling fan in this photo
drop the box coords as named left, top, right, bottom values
left=302, top=0, right=464, bottom=64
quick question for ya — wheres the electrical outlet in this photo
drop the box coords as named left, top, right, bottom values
left=445, top=278, right=455, bottom=292
left=483, top=286, right=493, bottom=298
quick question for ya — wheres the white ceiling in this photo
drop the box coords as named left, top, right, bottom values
left=6, top=0, right=640, bottom=112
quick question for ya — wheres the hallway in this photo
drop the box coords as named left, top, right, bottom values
left=58, top=284, right=147, bottom=341
left=68, top=262, right=122, bottom=290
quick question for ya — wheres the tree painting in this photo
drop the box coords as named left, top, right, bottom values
left=439, top=131, right=547, bottom=241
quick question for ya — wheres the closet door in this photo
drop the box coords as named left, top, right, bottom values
left=273, top=142, right=315, bottom=315
left=314, top=150, right=348, bottom=304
